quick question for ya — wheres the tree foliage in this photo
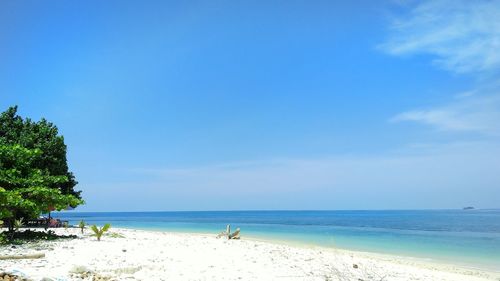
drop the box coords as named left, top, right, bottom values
left=0, top=106, right=83, bottom=228
left=0, top=145, right=83, bottom=224
left=0, top=106, right=81, bottom=198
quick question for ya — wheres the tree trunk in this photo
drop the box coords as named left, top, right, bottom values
left=6, top=218, right=15, bottom=240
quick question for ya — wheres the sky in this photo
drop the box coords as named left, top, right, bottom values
left=1, top=0, right=499, bottom=211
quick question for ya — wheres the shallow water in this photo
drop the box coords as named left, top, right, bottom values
left=52, top=209, right=500, bottom=270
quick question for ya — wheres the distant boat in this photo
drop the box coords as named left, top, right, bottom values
left=463, top=206, right=475, bottom=210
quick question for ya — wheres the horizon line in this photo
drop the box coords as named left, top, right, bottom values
left=58, top=208, right=500, bottom=213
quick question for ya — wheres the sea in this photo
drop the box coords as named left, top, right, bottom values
left=52, top=209, right=500, bottom=271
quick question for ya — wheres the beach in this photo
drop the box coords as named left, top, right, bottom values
left=2, top=0, right=500, bottom=280
left=1, top=227, right=498, bottom=281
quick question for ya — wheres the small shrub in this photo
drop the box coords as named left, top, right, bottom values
left=78, top=220, right=86, bottom=234
left=0, top=232, right=7, bottom=245
left=11, top=239, right=23, bottom=245
left=14, top=218, right=24, bottom=231
left=90, top=224, right=111, bottom=241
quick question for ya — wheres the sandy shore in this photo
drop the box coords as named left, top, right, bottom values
left=1, top=227, right=499, bottom=281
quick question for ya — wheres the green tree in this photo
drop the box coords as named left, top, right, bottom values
left=0, top=106, right=84, bottom=232
left=0, top=106, right=81, bottom=198
left=0, top=144, right=83, bottom=232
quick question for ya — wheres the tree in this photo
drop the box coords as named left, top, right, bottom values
left=0, top=106, right=84, bottom=231
left=0, top=106, right=81, bottom=198
left=0, top=144, right=83, bottom=231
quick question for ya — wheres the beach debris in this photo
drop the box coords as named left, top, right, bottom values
left=69, top=265, right=92, bottom=275
left=42, top=278, right=70, bottom=281
left=91, top=273, right=113, bottom=281
left=0, top=273, right=17, bottom=281
left=112, top=266, right=142, bottom=275
left=0, top=253, right=45, bottom=260
left=216, top=225, right=241, bottom=240
left=216, top=225, right=229, bottom=238
left=68, top=266, right=117, bottom=281
left=69, top=266, right=93, bottom=280
left=39, top=278, right=56, bottom=281
left=69, top=265, right=122, bottom=281
left=353, top=264, right=358, bottom=269
left=70, top=271, right=112, bottom=281
left=0, top=271, right=32, bottom=281
left=229, top=228, right=240, bottom=239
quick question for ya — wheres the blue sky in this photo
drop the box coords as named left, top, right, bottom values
left=1, top=0, right=499, bottom=211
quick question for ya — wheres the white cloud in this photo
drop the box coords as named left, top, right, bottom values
left=381, top=0, right=500, bottom=73
left=391, top=93, right=500, bottom=135
left=384, top=0, right=500, bottom=135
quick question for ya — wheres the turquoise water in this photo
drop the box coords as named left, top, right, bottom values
left=53, top=210, right=500, bottom=271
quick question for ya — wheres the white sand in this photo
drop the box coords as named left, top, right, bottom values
left=1, top=227, right=499, bottom=281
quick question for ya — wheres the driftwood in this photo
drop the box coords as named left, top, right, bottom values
left=0, top=252, right=45, bottom=260
left=216, top=224, right=240, bottom=240
left=229, top=228, right=240, bottom=239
